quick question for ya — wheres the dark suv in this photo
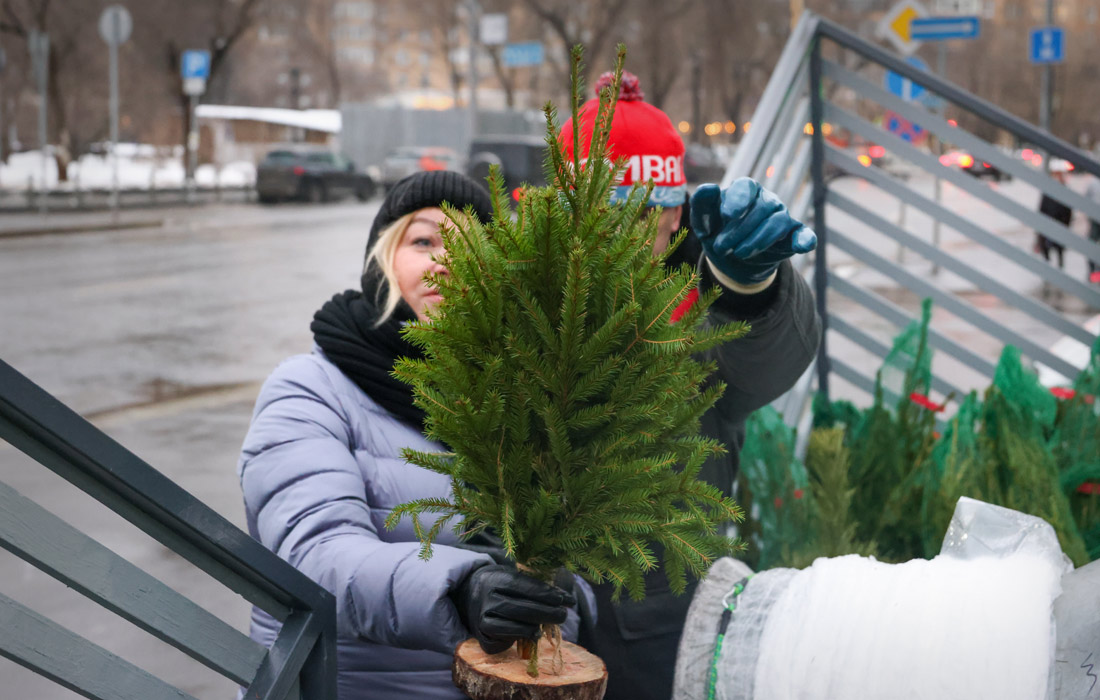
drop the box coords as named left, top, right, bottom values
left=467, top=135, right=548, bottom=199
left=256, top=148, right=376, bottom=204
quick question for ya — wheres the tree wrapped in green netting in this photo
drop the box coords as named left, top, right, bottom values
left=750, top=300, right=1100, bottom=570
left=1061, top=335, right=1100, bottom=559
left=921, top=391, right=982, bottom=557
left=385, top=48, right=745, bottom=660
left=739, top=407, right=815, bottom=569
left=975, top=347, right=1088, bottom=564
left=846, top=299, right=938, bottom=560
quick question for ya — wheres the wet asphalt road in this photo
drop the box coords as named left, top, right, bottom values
left=0, top=176, right=1097, bottom=698
left=1, top=199, right=381, bottom=699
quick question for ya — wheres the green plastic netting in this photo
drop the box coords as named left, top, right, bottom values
left=743, top=298, right=1100, bottom=569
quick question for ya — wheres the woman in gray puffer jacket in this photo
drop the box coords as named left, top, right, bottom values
left=238, top=171, right=578, bottom=700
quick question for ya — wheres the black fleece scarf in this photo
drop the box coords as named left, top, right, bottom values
left=310, top=289, right=427, bottom=430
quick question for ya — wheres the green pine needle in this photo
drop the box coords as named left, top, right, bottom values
left=388, top=45, right=746, bottom=599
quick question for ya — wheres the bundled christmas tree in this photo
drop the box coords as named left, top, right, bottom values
left=739, top=299, right=1100, bottom=571
left=385, top=46, right=744, bottom=688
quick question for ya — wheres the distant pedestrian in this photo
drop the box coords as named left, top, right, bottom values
left=1035, top=169, right=1072, bottom=273
left=1087, top=174, right=1100, bottom=283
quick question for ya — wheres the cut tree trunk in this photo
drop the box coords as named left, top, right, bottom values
left=453, top=638, right=607, bottom=700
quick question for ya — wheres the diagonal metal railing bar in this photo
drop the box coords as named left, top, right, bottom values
left=0, top=413, right=288, bottom=623
left=829, top=191, right=1096, bottom=347
left=725, top=13, right=820, bottom=185
left=828, top=274, right=997, bottom=380
left=826, top=145, right=1100, bottom=308
left=244, top=611, right=328, bottom=700
left=0, top=409, right=291, bottom=623
left=830, top=356, right=881, bottom=399
left=809, top=36, right=831, bottom=397
left=0, top=358, right=337, bottom=698
left=826, top=104, right=1100, bottom=264
left=829, top=315, right=967, bottom=399
left=0, top=591, right=198, bottom=700
left=0, top=361, right=326, bottom=618
left=821, top=60, right=1100, bottom=223
left=752, top=81, right=810, bottom=183
left=764, top=99, right=811, bottom=191
left=778, top=138, right=812, bottom=205
left=0, top=480, right=266, bottom=685
left=729, top=10, right=1098, bottom=442
left=828, top=227, right=1081, bottom=379
left=814, top=19, right=1100, bottom=179
left=791, top=182, right=812, bottom=224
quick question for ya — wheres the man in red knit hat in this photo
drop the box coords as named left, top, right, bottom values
left=560, top=72, right=822, bottom=700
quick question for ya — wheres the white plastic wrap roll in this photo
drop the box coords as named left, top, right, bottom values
left=674, top=499, right=1073, bottom=700
left=754, top=552, right=1062, bottom=700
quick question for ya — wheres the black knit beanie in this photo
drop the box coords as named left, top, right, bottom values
left=367, top=170, right=493, bottom=254
left=361, top=170, right=493, bottom=295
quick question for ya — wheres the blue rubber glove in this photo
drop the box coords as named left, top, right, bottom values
left=690, top=178, right=817, bottom=286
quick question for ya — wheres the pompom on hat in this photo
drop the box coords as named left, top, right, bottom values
left=558, top=71, right=687, bottom=208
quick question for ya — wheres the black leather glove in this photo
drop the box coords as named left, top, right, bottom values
left=454, top=529, right=513, bottom=566
left=454, top=565, right=576, bottom=654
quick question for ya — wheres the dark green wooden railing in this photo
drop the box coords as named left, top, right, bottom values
left=0, top=359, right=336, bottom=700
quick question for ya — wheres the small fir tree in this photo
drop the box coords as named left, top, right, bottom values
left=746, top=303, right=1100, bottom=570
left=385, top=46, right=745, bottom=673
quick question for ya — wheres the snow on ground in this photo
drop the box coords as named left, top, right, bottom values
left=0, top=146, right=256, bottom=190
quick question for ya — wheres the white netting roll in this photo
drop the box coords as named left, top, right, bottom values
left=714, top=567, right=796, bottom=700
left=752, top=552, right=1063, bottom=700
left=673, top=500, right=1072, bottom=700
left=674, top=557, right=755, bottom=700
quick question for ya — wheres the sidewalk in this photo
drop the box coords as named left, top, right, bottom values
left=0, top=209, right=166, bottom=238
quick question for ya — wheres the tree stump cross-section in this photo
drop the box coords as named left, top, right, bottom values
left=453, top=638, right=608, bottom=700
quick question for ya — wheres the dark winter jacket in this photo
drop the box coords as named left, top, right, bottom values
left=1040, top=194, right=1073, bottom=226
left=580, top=249, right=822, bottom=700
left=1037, top=194, right=1073, bottom=254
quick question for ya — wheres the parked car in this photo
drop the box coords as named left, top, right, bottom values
left=855, top=143, right=888, bottom=169
left=256, top=148, right=375, bottom=204
left=467, top=135, right=548, bottom=199
left=380, top=146, right=461, bottom=190
left=940, top=149, right=1007, bottom=181
left=684, top=143, right=727, bottom=184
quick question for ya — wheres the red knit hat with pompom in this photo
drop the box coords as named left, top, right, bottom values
left=558, top=71, right=686, bottom=208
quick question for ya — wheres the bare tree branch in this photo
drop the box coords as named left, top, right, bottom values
left=1, top=0, right=27, bottom=36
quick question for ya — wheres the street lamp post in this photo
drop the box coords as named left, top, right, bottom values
left=1039, top=0, right=1054, bottom=155
left=467, top=0, right=481, bottom=138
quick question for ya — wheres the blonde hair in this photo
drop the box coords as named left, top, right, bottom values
left=364, top=211, right=418, bottom=326
left=363, top=207, right=473, bottom=325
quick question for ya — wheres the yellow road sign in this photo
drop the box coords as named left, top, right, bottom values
left=878, top=0, right=928, bottom=55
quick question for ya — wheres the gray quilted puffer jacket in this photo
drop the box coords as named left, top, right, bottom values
left=238, top=348, right=583, bottom=700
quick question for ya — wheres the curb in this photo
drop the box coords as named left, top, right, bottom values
left=0, top=218, right=164, bottom=240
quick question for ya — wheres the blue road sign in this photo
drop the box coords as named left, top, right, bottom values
left=501, top=42, right=543, bottom=68
left=1029, top=26, right=1064, bottom=64
left=910, top=16, right=980, bottom=40
left=181, top=50, right=211, bottom=80
left=885, top=110, right=924, bottom=143
left=885, top=56, right=928, bottom=102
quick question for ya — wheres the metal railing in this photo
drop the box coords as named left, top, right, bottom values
left=0, top=185, right=256, bottom=213
left=747, top=12, right=1100, bottom=431
left=0, top=359, right=336, bottom=700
